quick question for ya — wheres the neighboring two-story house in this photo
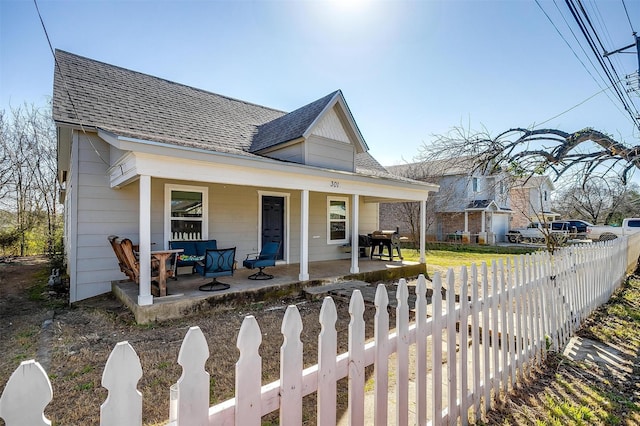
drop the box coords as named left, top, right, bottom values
left=380, top=159, right=556, bottom=244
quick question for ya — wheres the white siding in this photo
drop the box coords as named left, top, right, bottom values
left=307, top=193, right=378, bottom=262
left=306, top=135, right=355, bottom=172
left=310, top=107, right=350, bottom=143
left=264, top=143, right=304, bottom=164
left=435, top=176, right=468, bottom=212
left=68, top=135, right=387, bottom=301
left=71, top=132, right=140, bottom=302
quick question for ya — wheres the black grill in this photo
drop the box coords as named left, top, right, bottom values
left=369, top=228, right=403, bottom=261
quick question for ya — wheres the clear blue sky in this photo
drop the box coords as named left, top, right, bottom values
left=1, top=0, right=638, bottom=167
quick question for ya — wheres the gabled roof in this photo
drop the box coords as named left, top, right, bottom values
left=53, top=50, right=386, bottom=174
left=386, top=156, right=479, bottom=180
left=250, top=91, right=338, bottom=152
left=465, top=199, right=510, bottom=212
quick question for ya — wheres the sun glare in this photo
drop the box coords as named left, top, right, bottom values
left=332, top=0, right=369, bottom=12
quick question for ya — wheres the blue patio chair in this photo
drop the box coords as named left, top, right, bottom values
left=243, top=241, right=281, bottom=280
left=194, top=247, right=236, bottom=291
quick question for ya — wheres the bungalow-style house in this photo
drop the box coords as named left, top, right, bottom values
left=380, top=158, right=513, bottom=244
left=53, top=50, right=438, bottom=305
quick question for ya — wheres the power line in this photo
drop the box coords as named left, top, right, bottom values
left=533, top=83, right=616, bottom=128
left=33, top=0, right=109, bottom=167
left=621, top=0, right=636, bottom=34
left=536, top=0, right=636, bottom=127
left=566, top=0, right=640, bottom=129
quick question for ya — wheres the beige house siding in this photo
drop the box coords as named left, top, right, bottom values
left=306, top=135, right=355, bottom=172
left=67, top=132, right=384, bottom=301
left=72, top=133, right=139, bottom=302
left=264, top=143, right=304, bottom=164
left=509, top=187, right=531, bottom=228
left=311, top=107, right=351, bottom=143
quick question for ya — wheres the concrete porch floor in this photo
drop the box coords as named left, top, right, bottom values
left=112, top=258, right=426, bottom=323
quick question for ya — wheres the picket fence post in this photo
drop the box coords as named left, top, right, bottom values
left=396, top=278, right=410, bottom=426
left=498, top=259, right=509, bottom=395
left=236, top=315, right=262, bottom=425
left=318, top=296, right=338, bottom=426
left=446, top=268, right=458, bottom=425
left=0, top=360, right=52, bottom=426
left=459, top=267, right=470, bottom=426
left=280, top=306, right=303, bottom=425
left=100, top=341, right=142, bottom=426
left=470, top=264, right=481, bottom=421
left=348, top=289, right=365, bottom=426
left=490, top=260, right=500, bottom=395
left=176, top=326, right=210, bottom=426
left=374, top=283, right=390, bottom=426
left=414, top=275, right=428, bottom=426
left=431, top=272, right=443, bottom=423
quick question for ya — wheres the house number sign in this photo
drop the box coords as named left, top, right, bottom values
left=330, top=181, right=340, bottom=188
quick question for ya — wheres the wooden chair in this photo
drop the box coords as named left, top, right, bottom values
left=108, top=235, right=173, bottom=295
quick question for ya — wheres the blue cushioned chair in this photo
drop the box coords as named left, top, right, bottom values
left=243, top=241, right=281, bottom=280
left=194, top=247, right=236, bottom=291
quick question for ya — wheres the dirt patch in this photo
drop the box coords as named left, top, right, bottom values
left=0, top=257, right=388, bottom=425
left=0, top=256, right=54, bottom=373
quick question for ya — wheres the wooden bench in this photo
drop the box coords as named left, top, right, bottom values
left=108, top=235, right=175, bottom=296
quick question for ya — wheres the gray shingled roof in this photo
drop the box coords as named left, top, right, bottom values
left=52, top=50, right=397, bottom=177
left=250, top=91, right=339, bottom=152
left=386, top=156, right=479, bottom=179
left=53, top=50, right=285, bottom=156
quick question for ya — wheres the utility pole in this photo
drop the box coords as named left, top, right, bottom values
left=604, top=33, right=640, bottom=92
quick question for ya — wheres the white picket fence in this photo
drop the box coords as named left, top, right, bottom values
left=0, top=240, right=628, bottom=425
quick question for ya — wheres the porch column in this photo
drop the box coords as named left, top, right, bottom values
left=350, top=194, right=359, bottom=274
left=138, top=175, right=153, bottom=306
left=464, top=212, right=469, bottom=232
left=420, top=199, right=426, bottom=263
left=478, top=210, right=488, bottom=245
left=299, top=189, right=309, bottom=281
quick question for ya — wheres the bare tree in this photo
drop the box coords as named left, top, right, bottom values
left=420, top=126, right=640, bottom=184
left=0, top=104, right=59, bottom=256
left=382, top=160, right=460, bottom=244
left=555, top=178, right=640, bottom=225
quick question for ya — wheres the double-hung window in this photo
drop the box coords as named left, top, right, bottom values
left=165, top=184, right=208, bottom=241
left=327, top=196, right=349, bottom=244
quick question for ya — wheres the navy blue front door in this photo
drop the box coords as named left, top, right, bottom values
left=262, top=196, right=284, bottom=260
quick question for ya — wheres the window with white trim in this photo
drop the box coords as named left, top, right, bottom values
left=327, top=196, right=349, bottom=244
left=165, top=184, right=208, bottom=241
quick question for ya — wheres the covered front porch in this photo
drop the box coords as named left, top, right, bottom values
left=112, top=257, right=426, bottom=323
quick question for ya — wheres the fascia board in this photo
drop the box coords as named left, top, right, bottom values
left=114, top=151, right=435, bottom=201
left=103, top=132, right=437, bottom=199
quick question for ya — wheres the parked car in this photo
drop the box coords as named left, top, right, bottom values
left=559, top=219, right=593, bottom=235
left=586, top=218, right=640, bottom=241
left=506, top=221, right=575, bottom=244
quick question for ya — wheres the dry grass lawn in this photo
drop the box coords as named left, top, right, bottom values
left=2, top=255, right=639, bottom=425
